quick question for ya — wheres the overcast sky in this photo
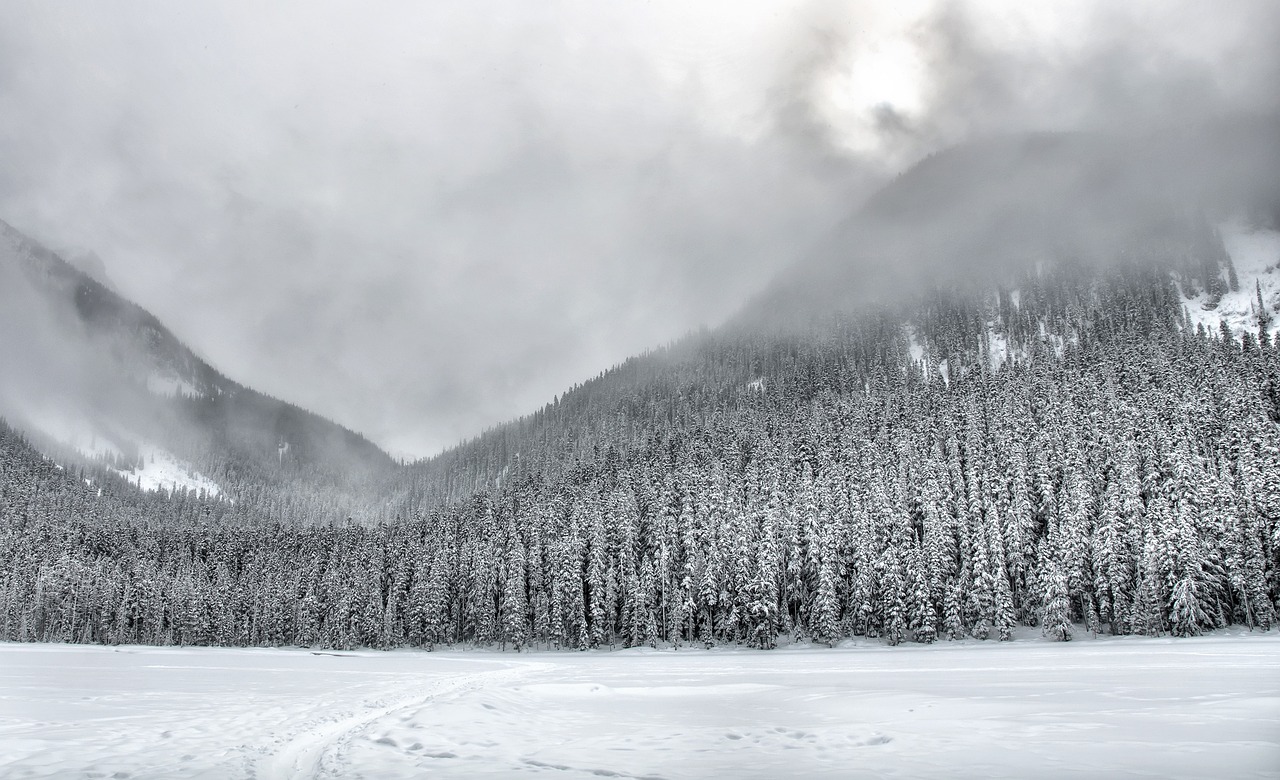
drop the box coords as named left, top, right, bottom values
left=1, top=0, right=1276, bottom=457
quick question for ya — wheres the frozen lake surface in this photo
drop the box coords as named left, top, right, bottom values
left=2, top=632, right=1278, bottom=779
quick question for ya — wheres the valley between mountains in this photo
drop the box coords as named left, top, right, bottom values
left=4, top=125, right=1280, bottom=654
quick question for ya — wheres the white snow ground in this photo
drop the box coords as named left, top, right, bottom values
left=113, top=445, right=222, bottom=498
left=1185, top=221, right=1280, bottom=339
left=1, top=632, right=1277, bottom=779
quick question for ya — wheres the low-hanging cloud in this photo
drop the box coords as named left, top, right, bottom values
left=0, top=0, right=1276, bottom=457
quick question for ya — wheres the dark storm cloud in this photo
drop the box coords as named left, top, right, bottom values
left=0, top=0, right=1276, bottom=456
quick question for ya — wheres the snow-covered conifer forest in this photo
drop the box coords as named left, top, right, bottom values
left=5, top=121, right=1280, bottom=656
left=4, top=249, right=1280, bottom=651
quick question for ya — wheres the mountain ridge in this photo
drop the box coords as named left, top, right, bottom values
left=0, top=217, right=397, bottom=515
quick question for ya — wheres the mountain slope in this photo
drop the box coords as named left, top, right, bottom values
left=752, top=118, right=1280, bottom=330
left=402, top=121, right=1280, bottom=511
left=0, top=219, right=397, bottom=514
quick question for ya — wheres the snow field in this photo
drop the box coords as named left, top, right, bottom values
left=0, top=644, right=510, bottom=779
left=341, top=634, right=1280, bottom=779
left=1, top=632, right=1277, bottom=779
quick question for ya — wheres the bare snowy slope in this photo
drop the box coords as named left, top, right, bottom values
left=1185, top=220, right=1280, bottom=338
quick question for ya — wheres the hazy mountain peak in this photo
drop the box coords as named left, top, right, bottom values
left=740, top=117, right=1280, bottom=331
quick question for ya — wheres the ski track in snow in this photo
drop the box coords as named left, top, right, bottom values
left=261, top=660, right=550, bottom=780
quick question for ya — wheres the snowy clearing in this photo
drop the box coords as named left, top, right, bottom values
left=1185, top=221, right=1280, bottom=338
left=112, top=445, right=222, bottom=498
left=2, top=633, right=1277, bottom=779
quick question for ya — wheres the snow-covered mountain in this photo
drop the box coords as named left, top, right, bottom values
left=0, top=218, right=395, bottom=507
left=752, top=119, right=1280, bottom=331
